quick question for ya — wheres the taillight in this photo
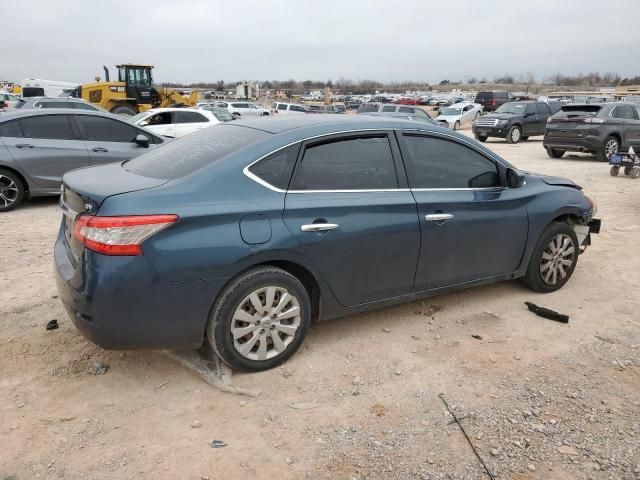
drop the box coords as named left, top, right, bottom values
left=74, top=214, right=178, bottom=256
left=490, top=99, right=497, bottom=106
left=581, top=117, right=605, bottom=124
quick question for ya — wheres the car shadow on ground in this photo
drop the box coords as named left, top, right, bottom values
left=18, top=196, right=60, bottom=211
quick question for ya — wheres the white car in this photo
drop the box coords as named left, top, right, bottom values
left=215, top=101, right=270, bottom=117
left=127, top=108, right=221, bottom=138
left=271, top=102, right=308, bottom=115
left=434, top=102, right=483, bottom=130
left=0, top=91, right=21, bottom=110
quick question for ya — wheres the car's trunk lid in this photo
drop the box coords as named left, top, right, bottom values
left=61, top=163, right=169, bottom=260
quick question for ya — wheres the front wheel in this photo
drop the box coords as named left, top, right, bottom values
left=207, top=267, right=311, bottom=371
left=632, top=167, right=640, bottom=180
left=624, top=166, right=632, bottom=176
left=611, top=166, right=620, bottom=176
left=522, top=222, right=579, bottom=293
left=598, top=136, right=619, bottom=162
left=475, top=135, right=487, bottom=143
left=506, top=125, right=521, bottom=144
left=0, top=169, right=25, bottom=212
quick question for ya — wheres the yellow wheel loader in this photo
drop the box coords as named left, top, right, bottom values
left=77, top=64, right=198, bottom=115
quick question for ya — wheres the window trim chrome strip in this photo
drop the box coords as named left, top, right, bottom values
left=242, top=127, right=510, bottom=193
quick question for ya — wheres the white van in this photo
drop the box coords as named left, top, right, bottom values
left=20, top=78, right=79, bottom=98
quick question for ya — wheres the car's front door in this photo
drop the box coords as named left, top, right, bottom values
left=283, top=132, right=420, bottom=306
left=74, top=114, right=156, bottom=166
left=611, top=104, right=640, bottom=149
left=141, top=112, right=176, bottom=138
left=521, top=104, right=540, bottom=136
left=0, top=114, right=89, bottom=190
left=398, top=132, right=529, bottom=291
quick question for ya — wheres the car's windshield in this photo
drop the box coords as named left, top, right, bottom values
left=496, top=102, right=527, bottom=114
left=123, top=124, right=269, bottom=179
left=439, top=107, right=462, bottom=115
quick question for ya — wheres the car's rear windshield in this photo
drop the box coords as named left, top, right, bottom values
left=123, top=125, right=268, bottom=179
left=357, top=103, right=379, bottom=113
left=475, top=92, right=492, bottom=100
left=556, top=105, right=602, bottom=118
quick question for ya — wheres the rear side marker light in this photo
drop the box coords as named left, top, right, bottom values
left=74, top=214, right=178, bottom=256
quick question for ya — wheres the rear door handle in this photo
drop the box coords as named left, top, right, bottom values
left=92, top=147, right=109, bottom=152
left=425, top=213, right=453, bottom=222
left=300, top=223, right=339, bottom=232
left=16, top=143, right=34, bottom=149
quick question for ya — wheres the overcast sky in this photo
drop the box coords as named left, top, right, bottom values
left=3, top=0, right=639, bottom=85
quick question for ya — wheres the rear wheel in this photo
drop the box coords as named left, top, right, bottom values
left=624, top=166, right=632, bottom=176
left=0, top=169, right=24, bottom=212
left=610, top=166, right=620, bottom=176
left=632, top=167, right=640, bottom=180
left=111, top=105, right=137, bottom=116
left=522, top=222, right=579, bottom=293
left=475, top=135, right=487, bottom=143
left=506, top=125, right=522, bottom=144
left=207, top=267, right=311, bottom=371
left=453, top=121, right=460, bottom=131
left=546, top=148, right=565, bottom=159
left=598, top=135, right=619, bottom=162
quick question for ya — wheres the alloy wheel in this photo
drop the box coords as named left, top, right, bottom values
left=511, top=127, right=521, bottom=143
left=539, top=234, right=575, bottom=286
left=231, top=286, right=301, bottom=361
left=605, top=138, right=619, bottom=157
left=0, top=175, right=19, bottom=209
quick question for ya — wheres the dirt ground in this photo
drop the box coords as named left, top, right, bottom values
left=1, top=128, right=639, bottom=480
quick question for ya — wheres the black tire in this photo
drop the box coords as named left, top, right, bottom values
left=0, top=168, right=25, bottom=212
left=207, top=267, right=311, bottom=371
left=521, top=136, right=529, bottom=141
left=546, top=148, right=565, bottom=159
left=506, top=125, right=522, bottom=144
left=632, top=167, right=640, bottom=180
left=522, top=222, right=579, bottom=293
left=624, top=166, right=632, bottom=176
left=610, top=166, right=620, bottom=177
left=475, top=135, right=487, bottom=143
left=111, top=105, right=137, bottom=116
left=453, top=121, right=460, bottom=131
left=598, top=135, right=619, bottom=162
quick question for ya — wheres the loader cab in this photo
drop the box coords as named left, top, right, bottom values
left=117, top=64, right=157, bottom=106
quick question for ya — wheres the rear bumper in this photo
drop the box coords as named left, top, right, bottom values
left=543, top=135, right=602, bottom=153
left=54, top=224, right=229, bottom=349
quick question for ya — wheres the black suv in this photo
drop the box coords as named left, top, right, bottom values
left=472, top=101, right=561, bottom=144
left=544, top=103, right=640, bottom=161
left=474, top=91, right=515, bottom=112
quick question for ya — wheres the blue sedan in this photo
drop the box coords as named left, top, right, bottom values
left=55, top=116, right=600, bottom=371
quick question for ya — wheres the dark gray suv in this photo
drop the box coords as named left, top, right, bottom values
left=544, top=103, right=640, bottom=161
left=0, top=109, right=163, bottom=211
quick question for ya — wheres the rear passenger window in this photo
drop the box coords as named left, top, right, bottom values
left=277, top=104, right=287, bottom=111
left=536, top=103, right=550, bottom=115
left=402, top=134, right=501, bottom=189
left=612, top=105, right=637, bottom=120
left=174, top=111, right=208, bottom=123
left=0, top=120, right=23, bottom=137
left=292, top=135, right=397, bottom=190
left=76, top=115, right=139, bottom=142
left=382, top=106, right=395, bottom=112
left=21, top=115, right=75, bottom=140
left=248, top=144, right=299, bottom=190
left=398, top=107, right=412, bottom=113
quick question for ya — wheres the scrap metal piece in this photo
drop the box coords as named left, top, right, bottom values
left=524, top=302, right=569, bottom=323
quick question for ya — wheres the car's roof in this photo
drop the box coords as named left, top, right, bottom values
left=20, top=96, right=86, bottom=102
left=0, top=108, right=123, bottom=122
left=224, top=114, right=442, bottom=135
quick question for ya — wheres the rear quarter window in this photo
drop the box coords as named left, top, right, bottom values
left=124, top=125, right=268, bottom=179
left=357, top=103, right=380, bottom=113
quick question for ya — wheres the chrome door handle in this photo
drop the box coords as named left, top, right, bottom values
left=425, top=213, right=453, bottom=222
left=300, top=223, right=339, bottom=232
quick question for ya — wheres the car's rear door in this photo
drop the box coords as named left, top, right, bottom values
left=535, top=103, right=551, bottom=135
left=397, top=131, right=528, bottom=291
left=75, top=114, right=156, bottom=166
left=283, top=131, right=420, bottom=306
left=0, top=114, right=89, bottom=190
left=173, top=110, right=212, bottom=137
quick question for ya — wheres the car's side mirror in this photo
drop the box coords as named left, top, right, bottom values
left=135, top=134, right=150, bottom=148
left=506, top=168, right=525, bottom=188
